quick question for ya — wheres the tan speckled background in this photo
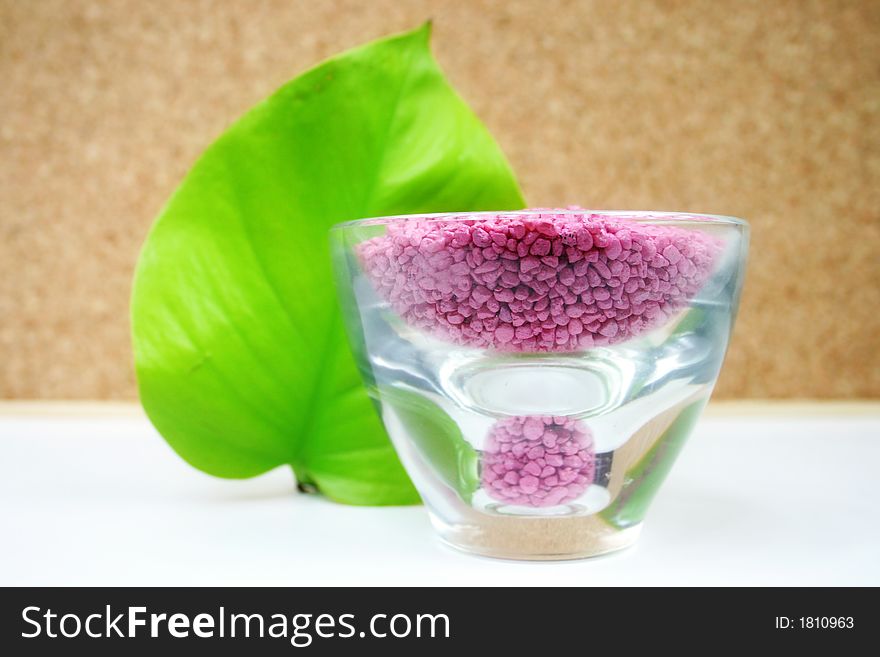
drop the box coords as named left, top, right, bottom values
left=1, top=0, right=879, bottom=399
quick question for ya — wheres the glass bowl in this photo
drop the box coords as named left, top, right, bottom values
left=331, top=209, right=748, bottom=560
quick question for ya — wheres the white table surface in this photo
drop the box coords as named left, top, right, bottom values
left=2, top=405, right=878, bottom=586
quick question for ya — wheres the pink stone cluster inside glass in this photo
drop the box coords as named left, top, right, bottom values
left=481, top=416, right=596, bottom=507
left=357, top=210, right=720, bottom=352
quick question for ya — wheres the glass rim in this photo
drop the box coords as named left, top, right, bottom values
left=332, top=209, right=749, bottom=230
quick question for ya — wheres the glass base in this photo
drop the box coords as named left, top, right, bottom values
left=430, top=512, right=642, bottom=561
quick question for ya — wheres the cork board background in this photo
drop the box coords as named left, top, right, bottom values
left=1, top=0, right=879, bottom=399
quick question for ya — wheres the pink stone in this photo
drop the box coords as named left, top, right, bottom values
left=530, top=238, right=552, bottom=256
left=663, top=245, right=682, bottom=264
left=605, top=235, right=622, bottom=260
left=520, top=256, right=541, bottom=273
left=495, top=324, right=515, bottom=343
left=472, top=228, right=491, bottom=247
left=357, top=210, right=720, bottom=352
left=480, top=416, right=596, bottom=508
left=522, top=418, right=544, bottom=440
left=527, top=446, right=545, bottom=459
left=519, top=475, right=540, bottom=494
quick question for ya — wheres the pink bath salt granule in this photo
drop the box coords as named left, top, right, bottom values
left=481, top=416, right=596, bottom=508
left=357, top=210, right=722, bottom=351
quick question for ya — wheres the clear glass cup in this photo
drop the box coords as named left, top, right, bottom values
left=331, top=210, right=748, bottom=560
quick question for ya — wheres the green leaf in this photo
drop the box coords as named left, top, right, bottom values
left=379, top=386, right=480, bottom=503
left=600, top=399, right=707, bottom=528
left=131, top=23, right=524, bottom=505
